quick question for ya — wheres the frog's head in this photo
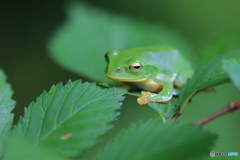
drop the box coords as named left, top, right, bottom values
left=104, top=49, right=159, bottom=82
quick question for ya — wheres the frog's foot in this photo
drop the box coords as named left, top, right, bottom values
left=137, top=91, right=151, bottom=105
left=137, top=91, right=172, bottom=105
left=137, top=96, right=150, bottom=105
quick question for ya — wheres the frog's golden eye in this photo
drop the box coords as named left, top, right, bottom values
left=129, top=62, right=143, bottom=73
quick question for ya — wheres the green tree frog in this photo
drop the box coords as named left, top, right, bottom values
left=104, top=44, right=194, bottom=105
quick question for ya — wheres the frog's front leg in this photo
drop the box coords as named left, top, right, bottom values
left=137, top=78, right=173, bottom=105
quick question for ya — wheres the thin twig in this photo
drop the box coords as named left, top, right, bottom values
left=171, top=105, right=181, bottom=121
left=194, top=101, right=240, bottom=126
left=171, top=113, right=181, bottom=121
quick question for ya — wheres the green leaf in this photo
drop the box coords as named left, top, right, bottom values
left=4, top=135, right=67, bottom=160
left=148, top=102, right=177, bottom=119
left=11, top=80, right=127, bottom=158
left=222, top=58, right=240, bottom=91
left=179, top=49, right=240, bottom=112
left=94, top=119, right=217, bottom=160
left=0, top=69, right=15, bottom=157
left=48, top=1, right=192, bottom=84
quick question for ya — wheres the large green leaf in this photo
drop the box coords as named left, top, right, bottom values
left=11, top=80, right=127, bottom=158
left=0, top=69, right=15, bottom=157
left=222, top=58, right=240, bottom=91
left=48, top=1, right=192, bottom=84
left=179, top=49, right=240, bottom=112
left=94, top=119, right=217, bottom=160
left=4, top=136, right=67, bottom=160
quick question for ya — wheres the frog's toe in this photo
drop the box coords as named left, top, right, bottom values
left=141, top=91, right=152, bottom=96
left=137, top=96, right=150, bottom=105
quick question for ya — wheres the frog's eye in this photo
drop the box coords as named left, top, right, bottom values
left=129, top=62, right=143, bottom=73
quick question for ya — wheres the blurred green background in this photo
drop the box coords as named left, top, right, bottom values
left=1, top=0, right=240, bottom=159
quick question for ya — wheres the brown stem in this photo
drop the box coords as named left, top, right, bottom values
left=171, top=105, right=182, bottom=121
left=194, top=101, right=240, bottom=126
left=171, top=113, right=181, bottom=121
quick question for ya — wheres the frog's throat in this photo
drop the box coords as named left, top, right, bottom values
left=107, top=76, right=149, bottom=82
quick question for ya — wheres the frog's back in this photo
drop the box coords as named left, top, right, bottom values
left=121, top=44, right=192, bottom=75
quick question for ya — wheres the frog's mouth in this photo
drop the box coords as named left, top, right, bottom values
left=106, top=75, right=149, bottom=82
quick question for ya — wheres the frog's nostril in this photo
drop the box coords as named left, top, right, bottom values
left=116, top=67, right=121, bottom=72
